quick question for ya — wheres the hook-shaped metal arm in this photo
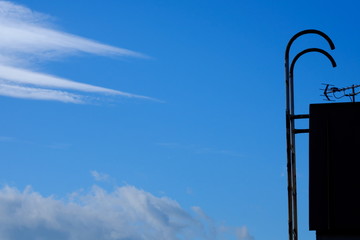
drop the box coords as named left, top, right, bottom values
left=285, top=30, right=336, bottom=116
left=290, top=48, right=337, bottom=78
left=289, top=48, right=336, bottom=114
left=285, top=29, right=336, bottom=61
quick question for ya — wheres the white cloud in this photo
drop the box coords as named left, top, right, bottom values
left=0, top=1, right=151, bottom=103
left=90, top=170, right=110, bottom=182
left=235, top=226, right=255, bottom=240
left=0, top=65, right=153, bottom=102
left=0, top=82, right=84, bottom=103
left=0, top=184, right=253, bottom=240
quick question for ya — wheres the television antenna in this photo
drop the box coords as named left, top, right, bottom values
left=321, top=83, right=360, bottom=102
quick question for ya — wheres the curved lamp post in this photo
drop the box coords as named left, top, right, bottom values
left=285, top=30, right=336, bottom=240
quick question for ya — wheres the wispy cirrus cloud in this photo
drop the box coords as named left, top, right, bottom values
left=0, top=1, right=151, bottom=103
left=0, top=184, right=253, bottom=240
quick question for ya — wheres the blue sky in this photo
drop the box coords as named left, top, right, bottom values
left=0, top=1, right=359, bottom=239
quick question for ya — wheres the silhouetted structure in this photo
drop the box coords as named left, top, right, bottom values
left=309, top=103, right=360, bottom=240
left=285, top=30, right=360, bottom=240
left=285, top=29, right=336, bottom=240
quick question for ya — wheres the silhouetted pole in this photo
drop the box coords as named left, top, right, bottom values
left=285, top=30, right=336, bottom=240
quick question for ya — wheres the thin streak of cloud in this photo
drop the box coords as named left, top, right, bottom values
left=0, top=0, right=49, bottom=24
left=0, top=1, right=152, bottom=103
left=0, top=82, right=84, bottom=103
left=0, top=23, right=147, bottom=59
left=0, top=65, right=153, bottom=100
left=0, top=1, right=147, bottom=60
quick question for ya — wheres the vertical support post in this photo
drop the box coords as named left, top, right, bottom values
left=285, top=30, right=335, bottom=240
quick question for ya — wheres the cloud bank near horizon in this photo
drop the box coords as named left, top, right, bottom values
left=0, top=184, right=254, bottom=240
left=0, top=1, right=151, bottom=103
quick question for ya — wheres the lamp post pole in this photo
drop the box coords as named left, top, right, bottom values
left=285, top=30, right=336, bottom=240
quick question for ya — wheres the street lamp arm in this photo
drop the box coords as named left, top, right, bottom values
left=285, top=29, right=335, bottom=61
left=290, top=48, right=337, bottom=77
